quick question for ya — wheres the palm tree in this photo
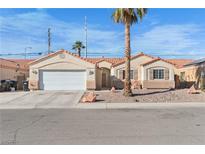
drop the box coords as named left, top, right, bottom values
left=112, top=8, right=147, bottom=96
left=72, top=41, right=85, bottom=57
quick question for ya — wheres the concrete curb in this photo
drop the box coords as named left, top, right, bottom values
left=75, top=102, right=205, bottom=109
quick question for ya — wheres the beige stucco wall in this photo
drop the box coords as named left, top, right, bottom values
left=141, top=60, right=175, bottom=89
left=142, top=80, right=175, bottom=89
left=96, top=68, right=102, bottom=90
left=95, top=67, right=111, bottom=90
left=177, top=65, right=198, bottom=82
left=0, top=67, right=28, bottom=81
left=112, top=56, right=153, bottom=80
left=111, top=56, right=153, bottom=89
left=29, top=52, right=96, bottom=90
left=95, top=60, right=112, bottom=90
left=97, top=61, right=112, bottom=69
left=177, top=62, right=205, bottom=89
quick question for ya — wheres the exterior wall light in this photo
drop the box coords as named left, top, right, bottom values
left=32, top=70, right=38, bottom=74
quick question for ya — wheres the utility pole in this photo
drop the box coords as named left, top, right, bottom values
left=84, top=16, right=88, bottom=58
left=48, top=28, right=51, bottom=54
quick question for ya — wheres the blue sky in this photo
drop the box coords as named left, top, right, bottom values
left=0, top=8, right=205, bottom=59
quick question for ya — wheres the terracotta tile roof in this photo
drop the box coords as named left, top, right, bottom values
left=85, top=57, right=125, bottom=65
left=24, top=49, right=193, bottom=69
left=112, top=52, right=155, bottom=67
left=29, top=49, right=96, bottom=65
left=0, top=58, right=33, bottom=71
left=166, top=59, right=193, bottom=68
left=131, top=52, right=155, bottom=60
left=141, top=57, right=177, bottom=67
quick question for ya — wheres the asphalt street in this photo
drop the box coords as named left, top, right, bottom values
left=0, top=107, right=205, bottom=144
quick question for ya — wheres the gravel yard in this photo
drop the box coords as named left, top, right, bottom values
left=88, top=89, right=205, bottom=103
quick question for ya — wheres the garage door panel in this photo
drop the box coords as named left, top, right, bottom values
left=40, top=70, right=86, bottom=90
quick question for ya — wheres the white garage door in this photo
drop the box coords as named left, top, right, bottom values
left=39, top=70, right=86, bottom=90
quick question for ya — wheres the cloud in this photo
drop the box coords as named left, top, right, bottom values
left=1, top=9, right=205, bottom=59
left=0, top=10, right=124, bottom=57
left=132, top=24, right=205, bottom=59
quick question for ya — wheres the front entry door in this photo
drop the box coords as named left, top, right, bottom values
left=102, top=73, right=107, bottom=88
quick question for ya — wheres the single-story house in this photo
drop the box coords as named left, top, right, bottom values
left=0, top=58, right=32, bottom=89
left=178, top=58, right=205, bottom=89
left=29, top=49, right=190, bottom=91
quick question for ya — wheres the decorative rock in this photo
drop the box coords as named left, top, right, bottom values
left=188, top=84, right=201, bottom=94
left=110, top=87, right=116, bottom=93
left=131, top=80, right=142, bottom=89
left=82, top=92, right=96, bottom=103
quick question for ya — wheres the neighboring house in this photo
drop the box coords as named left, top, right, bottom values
left=29, top=49, right=190, bottom=91
left=178, top=58, right=205, bottom=89
left=0, top=58, right=32, bottom=89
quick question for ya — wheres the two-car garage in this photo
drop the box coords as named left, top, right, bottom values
left=39, top=70, right=86, bottom=90
left=29, top=50, right=96, bottom=91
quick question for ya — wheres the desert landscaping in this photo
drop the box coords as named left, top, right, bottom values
left=81, top=89, right=205, bottom=103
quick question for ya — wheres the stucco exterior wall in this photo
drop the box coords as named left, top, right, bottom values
left=96, top=68, right=102, bottom=90
left=141, top=60, right=175, bottom=89
left=97, top=61, right=112, bottom=69
left=111, top=56, right=153, bottom=89
left=113, top=56, right=153, bottom=79
left=177, top=66, right=198, bottom=82
left=0, top=68, right=26, bottom=81
left=29, top=52, right=96, bottom=90
left=142, top=80, right=175, bottom=89
left=177, top=62, right=205, bottom=89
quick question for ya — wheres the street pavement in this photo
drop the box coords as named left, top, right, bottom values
left=0, top=107, right=205, bottom=144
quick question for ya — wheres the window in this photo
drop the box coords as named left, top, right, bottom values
left=153, top=69, right=164, bottom=79
left=130, top=70, right=134, bottom=79
left=122, top=70, right=134, bottom=79
left=201, top=71, right=205, bottom=78
left=180, top=72, right=185, bottom=81
left=122, top=70, right=125, bottom=79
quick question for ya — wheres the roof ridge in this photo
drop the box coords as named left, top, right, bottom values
left=141, top=57, right=177, bottom=67
left=29, top=49, right=96, bottom=66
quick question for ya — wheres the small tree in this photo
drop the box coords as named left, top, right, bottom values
left=72, top=41, right=85, bottom=57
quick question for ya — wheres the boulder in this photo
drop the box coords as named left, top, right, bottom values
left=110, top=86, right=116, bottom=93
left=131, top=80, right=142, bottom=89
left=187, top=84, right=201, bottom=94
left=82, top=92, right=96, bottom=103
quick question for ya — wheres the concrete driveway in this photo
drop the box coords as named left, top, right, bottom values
left=0, top=91, right=84, bottom=109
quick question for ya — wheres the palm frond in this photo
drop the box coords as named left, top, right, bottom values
left=112, top=8, right=147, bottom=25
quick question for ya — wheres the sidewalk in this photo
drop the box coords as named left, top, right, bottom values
left=75, top=102, right=205, bottom=109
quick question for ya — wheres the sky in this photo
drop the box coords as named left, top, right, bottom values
left=0, top=8, right=205, bottom=59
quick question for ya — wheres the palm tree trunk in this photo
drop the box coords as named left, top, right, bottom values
left=78, top=48, right=81, bottom=57
left=123, top=23, right=132, bottom=96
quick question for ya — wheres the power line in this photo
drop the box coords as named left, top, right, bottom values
left=0, top=52, right=43, bottom=56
